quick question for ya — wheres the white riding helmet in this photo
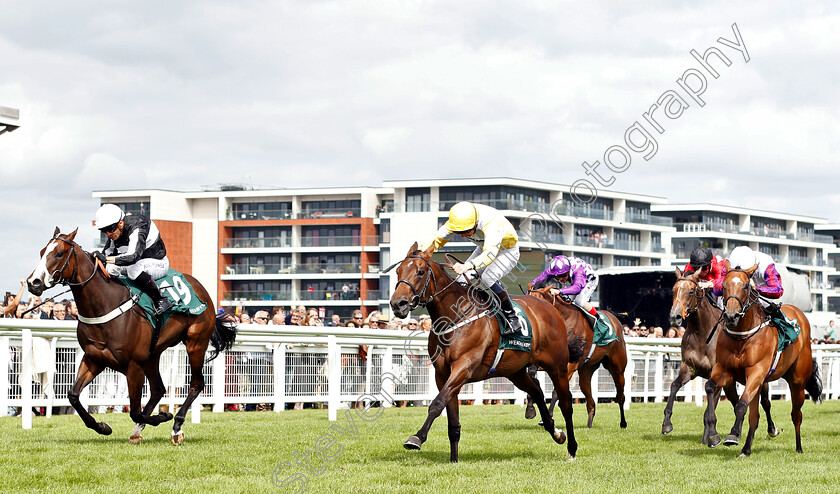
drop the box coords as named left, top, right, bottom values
left=728, top=246, right=757, bottom=269
left=95, top=204, right=125, bottom=230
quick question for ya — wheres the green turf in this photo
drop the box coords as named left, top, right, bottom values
left=1, top=400, right=839, bottom=493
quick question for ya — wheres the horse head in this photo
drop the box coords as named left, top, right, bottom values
left=27, top=226, right=83, bottom=295
left=722, top=260, right=758, bottom=329
left=669, top=267, right=704, bottom=328
left=389, top=242, right=442, bottom=318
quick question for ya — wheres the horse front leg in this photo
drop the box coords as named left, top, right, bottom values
left=446, top=397, right=461, bottom=463
left=662, top=363, right=694, bottom=434
left=130, top=357, right=173, bottom=444
left=125, top=362, right=151, bottom=444
left=724, top=366, right=768, bottom=447
left=404, top=362, right=470, bottom=454
left=576, top=364, right=597, bottom=428
left=760, top=383, right=780, bottom=437
left=739, top=395, right=761, bottom=457
left=67, top=355, right=111, bottom=436
left=703, top=366, right=730, bottom=447
left=524, top=364, right=538, bottom=420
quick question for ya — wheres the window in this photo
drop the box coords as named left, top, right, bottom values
left=614, top=229, right=640, bottom=251
left=758, top=243, right=780, bottom=257
left=301, top=226, right=360, bottom=246
left=230, top=227, right=291, bottom=248
left=439, top=186, right=549, bottom=212
left=302, top=200, right=361, bottom=218
left=405, top=188, right=430, bottom=212
left=614, top=256, right=640, bottom=267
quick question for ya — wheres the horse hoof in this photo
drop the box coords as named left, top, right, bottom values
left=620, top=420, right=627, bottom=429
left=707, top=434, right=721, bottom=448
left=525, top=405, right=536, bottom=420
left=723, top=435, right=739, bottom=446
left=129, top=434, right=143, bottom=445
left=738, top=452, right=750, bottom=458
left=567, top=454, right=576, bottom=462
left=768, top=427, right=781, bottom=438
left=662, top=424, right=673, bottom=435
left=404, top=435, right=422, bottom=450
left=98, top=422, right=113, bottom=436
left=538, top=420, right=544, bottom=427
left=160, top=412, right=174, bottom=422
left=552, top=428, right=567, bottom=445
left=171, top=430, right=185, bottom=446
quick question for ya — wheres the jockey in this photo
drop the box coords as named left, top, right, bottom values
left=727, top=245, right=785, bottom=320
left=682, top=247, right=726, bottom=297
left=93, top=204, right=172, bottom=316
left=531, top=255, right=605, bottom=327
left=422, top=201, right=522, bottom=335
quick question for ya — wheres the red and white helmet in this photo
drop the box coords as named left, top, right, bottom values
left=551, top=255, right=572, bottom=275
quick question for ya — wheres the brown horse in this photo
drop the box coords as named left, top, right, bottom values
left=390, top=243, right=580, bottom=461
left=524, top=287, right=628, bottom=429
left=26, top=228, right=237, bottom=445
left=701, top=262, right=822, bottom=456
left=664, top=268, right=778, bottom=440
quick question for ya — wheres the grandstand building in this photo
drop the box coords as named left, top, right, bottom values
left=93, top=179, right=838, bottom=326
left=0, top=105, right=20, bottom=136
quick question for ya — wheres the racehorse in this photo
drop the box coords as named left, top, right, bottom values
left=664, top=268, right=778, bottom=440
left=26, top=228, right=237, bottom=445
left=389, top=243, right=580, bottom=461
left=524, top=287, right=628, bottom=429
left=701, top=261, right=822, bottom=456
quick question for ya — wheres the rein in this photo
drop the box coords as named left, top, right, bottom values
left=49, top=236, right=102, bottom=288
left=718, top=267, right=764, bottom=341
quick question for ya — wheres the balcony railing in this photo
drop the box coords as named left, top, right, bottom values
left=229, top=209, right=293, bottom=221
left=298, top=208, right=361, bottom=219
left=223, top=237, right=292, bottom=249
left=300, top=236, right=361, bottom=247
left=788, top=256, right=811, bottom=266
left=612, top=239, right=641, bottom=251
left=224, top=290, right=291, bottom=301
left=624, top=212, right=674, bottom=227
left=300, top=289, right=360, bottom=301
left=223, top=263, right=362, bottom=275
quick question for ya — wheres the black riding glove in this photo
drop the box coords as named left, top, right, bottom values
left=93, top=251, right=107, bottom=264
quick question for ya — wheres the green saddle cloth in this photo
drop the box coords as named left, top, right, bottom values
left=494, top=301, right=533, bottom=352
left=771, top=312, right=802, bottom=353
left=592, top=312, right=620, bottom=346
left=118, top=269, right=208, bottom=327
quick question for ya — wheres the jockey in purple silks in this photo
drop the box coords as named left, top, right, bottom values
left=532, top=255, right=606, bottom=328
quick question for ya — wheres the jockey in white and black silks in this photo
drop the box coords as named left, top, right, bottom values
left=421, top=201, right=522, bottom=335
left=93, top=203, right=172, bottom=316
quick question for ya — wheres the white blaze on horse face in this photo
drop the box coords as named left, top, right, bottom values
left=29, top=241, right=59, bottom=288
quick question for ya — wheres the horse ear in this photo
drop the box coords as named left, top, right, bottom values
left=745, top=264, right=759, bottom=277
left=675, top=267, right=683, bottom=279
left=67, top=228, right=78, bottom=242
left=407, top=242, right=419, bottom=255
left=725, top=259, right=732, bottom=271
left=53, top=226, right=60, bottom=237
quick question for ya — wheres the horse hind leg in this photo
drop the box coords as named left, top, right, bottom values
left=130, top=358, right=173, bottom=443
left=603, top=357, right=627, bottom=429
left=171, top=336, right=211, bottom=446
left=524, top=364, right=538, bottom=419
left=507, top=369, right=569, bottom=450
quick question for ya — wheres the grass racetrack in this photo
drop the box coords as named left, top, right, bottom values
left=2, top=400, right=840, bottom=493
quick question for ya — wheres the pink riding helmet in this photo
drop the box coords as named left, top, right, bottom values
left=551, top=255, right=572, bottom=275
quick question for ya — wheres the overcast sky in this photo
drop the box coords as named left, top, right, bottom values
left=1, top=1, right=838, bottom=297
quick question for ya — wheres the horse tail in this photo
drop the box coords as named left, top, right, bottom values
left=207, top=309, right=239, bottom=361
left=567, top=330, right=586, bottom=364
left=806, top=357, right=823, bottom=404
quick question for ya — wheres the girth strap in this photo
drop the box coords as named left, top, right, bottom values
left=77, top=295, right=139, bottom=325
left=723, top=319, right=770, bottom=340
left=436, top=309, right=492, bottom=335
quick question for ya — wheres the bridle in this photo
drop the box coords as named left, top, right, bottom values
left=47, top=235, right=99, bottom=288
left=391, top=254, right=467, bottom=311
left=673, top=277, right=706, bottom=320
left=722, top=268, right=759, bottom=322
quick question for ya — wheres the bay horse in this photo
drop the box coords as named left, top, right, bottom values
left=389, top=243, right=580, bottom=461
left=524, top=286, right=628, bottom=429
left=26, top=228, right=237, bottom=445
left=664, top=268, right=778, bottom=440
left=701, top=261, right=821, bottom=456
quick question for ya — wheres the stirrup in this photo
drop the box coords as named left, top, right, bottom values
left=501, top=314, right=521, bottom=335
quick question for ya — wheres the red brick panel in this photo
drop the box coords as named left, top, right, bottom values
left=156, top=220, right=193, bottom=273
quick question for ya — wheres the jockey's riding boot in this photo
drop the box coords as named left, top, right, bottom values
left=135, top=272, right=172, bottom=316
left=765, top=301, right=785, bottom=321
left=497, top=289, right=522, bottom=336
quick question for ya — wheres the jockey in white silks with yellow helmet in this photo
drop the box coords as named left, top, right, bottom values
left=421, top=201, right=522, bottom=335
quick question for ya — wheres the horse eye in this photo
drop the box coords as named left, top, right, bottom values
left=417, top=269, right=425, bottom=276
left=55, top=251, right=64, bottom=258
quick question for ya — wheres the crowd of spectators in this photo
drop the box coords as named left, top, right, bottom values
left=621, top=318, right=684, bottom=339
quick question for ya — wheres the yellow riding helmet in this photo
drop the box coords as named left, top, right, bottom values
left=446, top=201, right=478, bottom=232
